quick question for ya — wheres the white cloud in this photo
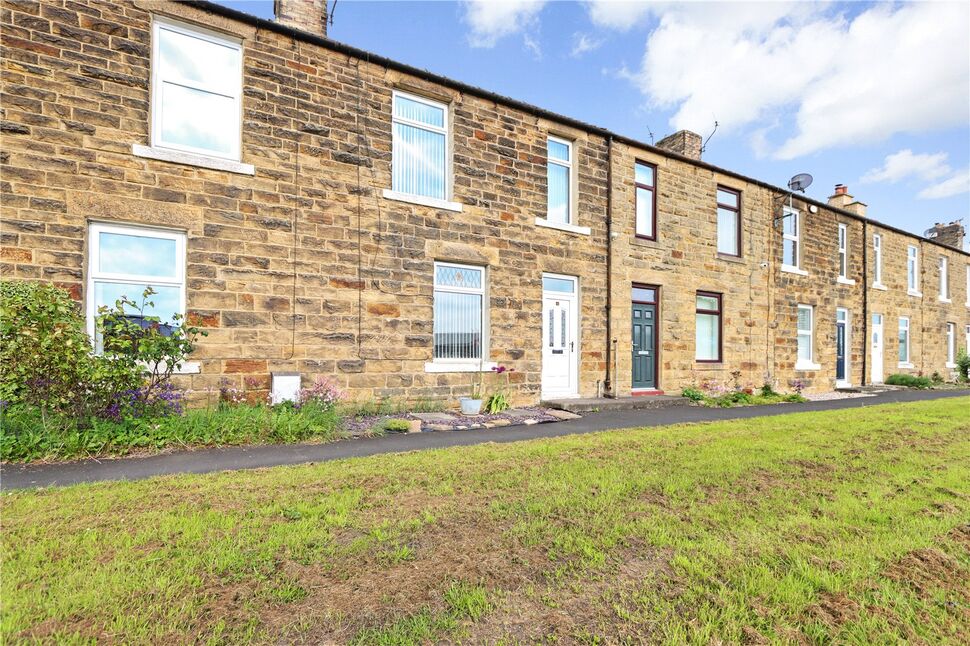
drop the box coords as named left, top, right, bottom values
left=860, top=149, right=970, bottom=201
left=918, top=171, right=970, bottom=200
left=860, top=149, right=951, bottom=185
left=571, top=33, right=602, bottom=57
left=586, top=0, right=652, bottom=30
left=462, top=0, right=547, bottom=48
left=609, top=1, right=969, bottom=159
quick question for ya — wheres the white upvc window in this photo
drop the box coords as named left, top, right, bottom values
left=898, top=317, right=911, bottom=366
left=546, top=136, right=574, bottom=225
left=781, top=207, right=804, bottom=274
left=390, top=90, right=450, bottom=202
left=796, top=304, right=818, bottom=370
left=86, top=222, right=187, bottom=341
left=966, top=265, right=970, bottom=307
left=428, top=262, right=491, bottom=372
left=907, top=245, right=920, bottom=296
left=838, top=223, right=848, bottom=279
left=873, top=234, right=884, bottom=287
left=150, top=17, right=243, bottom=161
left=946, top=322, right=956, bottom=367
left=938, top=256, right=949, bottom=301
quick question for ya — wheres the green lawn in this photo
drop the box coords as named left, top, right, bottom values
left=3, top=398, right=969, bottom=644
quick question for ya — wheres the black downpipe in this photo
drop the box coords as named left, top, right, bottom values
left=604, top=135, right=614, bottom=397
left=861, top=219, right=868, bottom=386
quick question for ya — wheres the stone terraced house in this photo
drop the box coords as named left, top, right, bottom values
left=2, top=0, right=968, bottom=405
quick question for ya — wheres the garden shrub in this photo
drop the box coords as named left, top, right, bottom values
left=955, top=349, right=970, bottom=382
left=681, top=387, right=705, bottom=402
left=885, top=373, right=931, bottom=389
left=381, top=418, right=411, bottom=433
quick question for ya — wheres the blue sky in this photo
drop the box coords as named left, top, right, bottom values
left=217, top=1, right=969, bottom=245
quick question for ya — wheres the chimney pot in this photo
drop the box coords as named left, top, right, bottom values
left=834, top=184, right=847, bottom=195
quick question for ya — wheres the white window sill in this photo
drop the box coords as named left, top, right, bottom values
left=946, top=362, right=957, bottom=369
left=382, top=189, right=463, bottom=212
left=424, top=361, right=497, bottom=373
left=837, top=277, right=856, bottom=285
left=898, top=362, right=914, bottom=369
left=938, top=296, right=952, bottom=303
left=907, top=290, right=922, bottom=298
left=132, top=144, right=254, bottom=175
left=535, top=217, right=591, bottom=236
left=872, top=283, right=888, bottom=291
left=137, top=360, right=200, bottom=375
left=795, top=360, right=821, bottom=371
left=781, top=265, right=808, bottom=276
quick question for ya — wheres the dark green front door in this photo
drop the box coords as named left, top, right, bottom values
left=632, top=303, right=656, bottom=389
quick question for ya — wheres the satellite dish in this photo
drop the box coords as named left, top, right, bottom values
left=788, top=173, right=813, bottom=193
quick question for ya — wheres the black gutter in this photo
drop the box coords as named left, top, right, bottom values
left=185, top=0, right=968, bottom=258
left=604, top=135, right=614, bottom=397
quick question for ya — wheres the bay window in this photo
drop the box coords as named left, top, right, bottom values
left=716, top=187, right=741, bottom=256
left=635, top=161, right=656, bottom=239
left=695, top=292, right=722, bottom=362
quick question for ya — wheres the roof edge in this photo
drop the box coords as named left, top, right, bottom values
left=183, top=0, right=968, bottom=258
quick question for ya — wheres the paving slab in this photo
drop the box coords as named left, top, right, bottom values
left=411, top=412, right=456, bottom=422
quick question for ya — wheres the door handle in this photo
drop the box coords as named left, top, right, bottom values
left=570, top=341, right=574, bottom=352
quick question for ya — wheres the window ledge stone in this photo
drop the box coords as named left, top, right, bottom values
left=424, top=361, right=497, bottom=373
left=837, top=277, right=856, bottom=285
left=794, top=361, right=821, bottom=371
left=872, top=282, right=888, bottom=291
left=781, top=265, right=809, bottom=276
left=907, top=290, right=923, bottom=298
left=946, top=362, right=957, bottom=369
left=716, top=253, right=744, bottom=264
left=898, top=362, right=915, bottom=369
left=132, top=144, right=254, bottom=175
left=382, top=189, right=463, bottom=212
left=938, top=296, right=952, bottom=303
left=535, top=218, right=591, bottom=236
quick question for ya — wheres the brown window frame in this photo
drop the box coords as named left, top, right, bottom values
left=695, top=290, right=723, bottom=363
left=635, top=160, right=658, bottom=241
left=716, top=186, right=742, bottom=258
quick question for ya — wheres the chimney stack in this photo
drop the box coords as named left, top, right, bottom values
left=925, top=220, right=965, bottom=250
left=827, top=184, right=867, bottom=217
left=274, top=0, right=328, bottom=37
left=656, top=130, right=702, bottom=161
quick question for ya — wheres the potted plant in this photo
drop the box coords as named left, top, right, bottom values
left=459, top=362, right=485, bottom=415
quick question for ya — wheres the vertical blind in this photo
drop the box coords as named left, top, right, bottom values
left=797, top=306, right=812, bottom=361
left=433, top=263, right=483, bottom=360
left=547, top=138, right=571, bottom=224
left=392, top=93, right=447, bottom=200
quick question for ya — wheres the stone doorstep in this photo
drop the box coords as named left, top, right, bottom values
left=541, top=395, right=690, bottom=414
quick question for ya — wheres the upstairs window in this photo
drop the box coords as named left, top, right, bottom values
left=907, top=245, right=919, bottom=294
left=716, top=187, right=741, bottom=256
left=966, top=265, right=970, bottom=306
left=695, top=292, right=722, bottom=362
left=151, top=17, right=242, bottom=160
left=838, top=223, right=848, bottom=279
left=873, top=234, right=883, bottom=285
left=86, top=222, right=186, bottom=341
left=635, top=161, right=656, bottom=239
left=939, top=256, right=949, bottom=300
left=432, top=262, right=484, bottom=361
left=392, top=91, right=449, bottom=201
left=547, top=136, right=573, bottom=224
left=782, top=207, right=800, bottom=270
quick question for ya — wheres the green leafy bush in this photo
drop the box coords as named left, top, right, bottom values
left=956, top=349, right=970, bottom=382
left=484, top=392, right=510, bottom=414
left=382, top=418, right=411, bottom=433
left=885, top=373, right=931, bottom=389
left=681, top=387, right=705, bottom=402
left=759, top=382, right=777, bottom=397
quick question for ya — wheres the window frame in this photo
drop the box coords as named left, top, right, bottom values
left=938, top=256, right=950, bottom=301
left=781, top=206, right=802, bottom=273
left=546, top=135, right=575, bottom=225
left=907, top=245, right=920, bottom=295
left=86, top=221, right=187, bottom=340
left=795, top=304, right=818, bottom=370
left=429, top=261, right=488, bottom=368
left=898, top=316, right=911, bottom=366
left=946, top=322, right=956, bottom=367
left=150, top=16, right=243, bottom=161
left=634, top=160, right=658, bottom=241
left=716, top=186, right=742, bottom=257
left=695, top=291, right=723, bottom=363
left=873, top=233, right=883, bottom=286
left=390, top=89, right=451, bottom=202
left=838, top=223, right=848, bottom=279
left=966, top=265, right=970, bottom=307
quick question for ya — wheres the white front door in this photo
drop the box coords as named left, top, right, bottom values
left=541, top=274, right=578, bottom=398
left=871, top=313, right=884, bottom=384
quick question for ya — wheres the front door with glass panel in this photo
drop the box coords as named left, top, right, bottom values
left=836, top=308, right=849, bottom=386
left=541, top=275, right=578, bottom=398
left=631, top=285, right=658, bottom=390
left=871, top=313, right=884, bottom=384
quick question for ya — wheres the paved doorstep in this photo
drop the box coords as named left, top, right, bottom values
left=1, top=389, right=967, bottom=491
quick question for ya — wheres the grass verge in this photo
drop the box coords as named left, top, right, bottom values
left=2, top=397, right=968, bottom=643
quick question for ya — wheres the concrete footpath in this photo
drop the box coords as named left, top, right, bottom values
left=2, top=389, right=967, bottom=491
